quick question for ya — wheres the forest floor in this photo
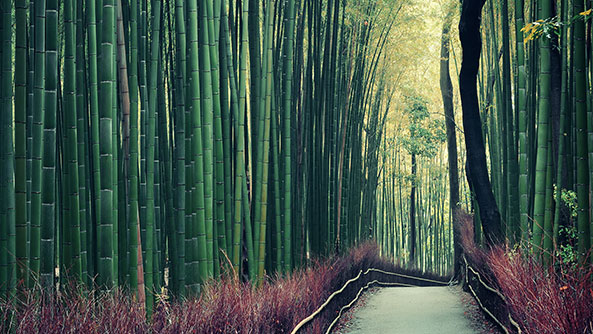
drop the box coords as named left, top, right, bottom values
left=334, top=285, right=501, bottom=334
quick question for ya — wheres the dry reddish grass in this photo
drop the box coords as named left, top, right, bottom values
left=3, top=242, right=441, bottom=334
left=488, top=248, right=593, bottom=334
left=457, top=210, right=593, bottom=334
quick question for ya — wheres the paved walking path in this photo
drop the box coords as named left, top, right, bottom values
left=343, top=286, right=478, bottom=334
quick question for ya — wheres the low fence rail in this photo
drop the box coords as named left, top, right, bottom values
left=291, top=257, right=524, bottom=334
left=290, top=268, right=449, bottom=334
left=462, top=255, right=522, bottom=334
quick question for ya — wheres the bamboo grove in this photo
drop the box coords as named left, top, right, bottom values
left=375, top=0, right=593, bottom=276
left=0, top=0, right=399, bottom=311
left=376, top=94, right=459, bottom=276
left=374, top=3, right=459, bottom=276
left=477, top=0, right=593, bottom=262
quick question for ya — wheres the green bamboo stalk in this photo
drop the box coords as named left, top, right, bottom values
left=172, top=0, right=186, bottom=296
left=41, top=0, right=58, bottom=290
left=553, top=0, right=569, bottom=247
left=162, top=0, right=173, bottom=296
left=25, top=0, right=35, bottom=288
left=243, top=177, right=255, bottom=280
left=26, top=2, right=34, bottom=284
left=253, top=0, right=269, bottom=267
left=256, top=0, right=274, bottom=283
left=542, top=129, right=554, bottom=262
left=207, top=0, right=227, bottom=268
left=154, top=50, right=166, bottom=291
left=248, top=0, right=261, bottom=139
left=62, top=91, right=73, bottom=284
left=184, top=0, right=198, bottom=293
left=219, top=0, right=234, bottom=258
left=282, top=0, right=295, bottom=272
left=573, top=0, right=590, bottom=260
left=64, top=0, right=82, bottom=280
left=15, top=0, right=28, bottom=288
left=30, top=0, right=46, bottom=286
left=127, top=0, right=141, bottom=294
left=1, top=0, right=16, bottom=299
left=187, top=0, right=208, bottom=287
left=176, top=1, right=187, bottom=293
left=59, top=86, right=69, bottom=286
left=98, top=0, right=115, bottom=288
left=0, top=0, right=6, bottom=298
left=116, top=0, right=131, bottom=287
left=199, top=0, right=215, bottom=278
left=87, top=0, right=101, bottom=280
left=144, top=0, right=163, bottom=312
left=153, top=100, right=162, bottom=292
left=160, top=17, right=175, bottom=287
left=75, top=0, right=89, bottom=285
left=162, top=10, right=176, bottom=288
left=270, top=93, right=282, bottom=272
left=486, top=2, right=505, bottom=236
left=138, top=0, right=151, bottom=298
left=515, top=0, right=529, bottom=243
left=112, top=20, right=120, bottom=287
left=229, top=0, right=247, bottom=273
left=532, top=0, right=552, bottom=256
left=105, top=0, right=121, bottom=285
left=501, top=0, right=519, bottom=243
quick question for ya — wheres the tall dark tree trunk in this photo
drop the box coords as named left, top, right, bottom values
left=440, top=11, right=461, bottom=276
left=459, top=0, right=502, bottom=246
left=409, top=153, right=417, bottom=264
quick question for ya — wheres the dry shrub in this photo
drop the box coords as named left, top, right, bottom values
left=2, top=242, right=441, bottom=334
left=488, top=248, right=593, bottom=334
left=1, top=286, right=147, bottom=334
left=456, top=210, right=593, bottom=334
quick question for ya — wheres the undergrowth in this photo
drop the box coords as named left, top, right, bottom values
left=488, top=248, right=593, bottom=334
left=0, top=242, right=446, bottom=333
left=458, top=211, right=593, bottom=334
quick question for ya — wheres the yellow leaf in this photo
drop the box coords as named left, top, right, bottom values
left=580, top=8, right=592, bottom=16
left=525, top=30, right=536, bottom=43
left=521, top=23, right=532, bottom=32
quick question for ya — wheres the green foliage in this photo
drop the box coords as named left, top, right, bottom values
left=521, top=16, right=561, bottom=43
left=553, top=186, right=578, bottom=218
left=522, top=9, right=593, bottom=44
left=427, top=118, right=446, bottom=142
left=556, top=225, right=578, bottom=268
left=399, top=96, right=445, bottom=156
left=406, top=96, right=430, bottom=121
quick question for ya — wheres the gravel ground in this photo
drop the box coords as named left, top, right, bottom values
left=333, top=285, right=501, bottom=334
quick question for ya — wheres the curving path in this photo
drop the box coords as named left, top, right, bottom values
left=342, top=286, right=478, bottom=334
